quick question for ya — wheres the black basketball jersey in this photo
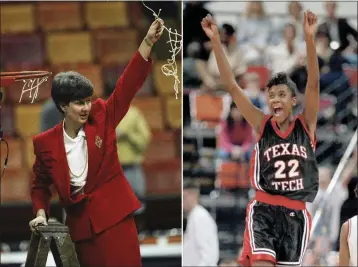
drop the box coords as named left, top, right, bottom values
left=250, top=115, right=318, bottom=202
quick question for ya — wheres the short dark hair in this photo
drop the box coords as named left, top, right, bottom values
left=222, top=23, right=235, bottom=37
left=183, top=179, right=200, bottom=190
left=266, top=72, right=297, bottom=97
left=51, top=71, right=94, bottom=113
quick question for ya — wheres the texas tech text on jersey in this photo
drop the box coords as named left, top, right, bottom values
left=250, top=115, right=319, bottom=202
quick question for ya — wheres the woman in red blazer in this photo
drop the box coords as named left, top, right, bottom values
left=28, top=19, right=164, bottom=267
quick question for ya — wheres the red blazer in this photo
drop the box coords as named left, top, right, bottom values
left=31, top=51, right=152, bottom=241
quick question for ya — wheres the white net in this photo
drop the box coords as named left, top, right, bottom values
left=142, top=1, right=182, bottom=100
left=19, top=77, right=49, bottom=103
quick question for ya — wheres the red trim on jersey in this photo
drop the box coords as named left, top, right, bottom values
left=256, top=115, right=272, bottom=141
left=297, top=114, right=317, bottom=149
left=239, top=200, right=276, bottom=267
left=249, top=147, right=258, bottom=190
left=271, top=116, right=298, bottom=139
left=255, top=190, right=306, bottom=210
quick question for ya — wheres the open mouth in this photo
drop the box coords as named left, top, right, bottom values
left=273, top=107, right=284, bottom=117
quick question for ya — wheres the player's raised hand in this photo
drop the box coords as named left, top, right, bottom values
left=303, top=10, right=318, bottom=38
left=146, top=18, right=164, bottom=45
left=201, top=14, right=219, bottom=41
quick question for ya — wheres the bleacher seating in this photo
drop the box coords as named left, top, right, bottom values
left=0, top=104, right=16, bottom=137
left=189, top=92, right=231, bottom=128
left=216, top=161, right=250, bottom=189
left=245, top=65, right=270, bottom=89
left=132, top=97, right=165, bottom=130
left=47, top=31, right=93, bottom=64
left=0, top=4, right=36, bottom=34
left=37, top=2, right=83, bottom=32
left=143, top=158, right=181, bottom=196
left=144, top=130, right=178, bottom=162
left=14, top=105, right=42, bottom=137
left=0, top=138, right=25, bottom=170
left=0, top=168, right=31, bottom=203
left=93, top=29, right=138, bottom=65
left=84, top=2, right=129, bottom=29
left=1, top=33, right=45, bottom=70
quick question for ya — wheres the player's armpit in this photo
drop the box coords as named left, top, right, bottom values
left=339, top=221, right=350, bottom=266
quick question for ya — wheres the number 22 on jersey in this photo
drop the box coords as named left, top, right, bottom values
left=272, top=159, right=303, bottom=191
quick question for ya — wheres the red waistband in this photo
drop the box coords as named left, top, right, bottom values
left=255, top=190, right=306, bottom=210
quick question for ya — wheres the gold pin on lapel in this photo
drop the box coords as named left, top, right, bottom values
left=95, top=135, right=102, bottom=148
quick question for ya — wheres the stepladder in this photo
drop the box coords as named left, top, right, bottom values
left=25, top=220, right=80, bottom=267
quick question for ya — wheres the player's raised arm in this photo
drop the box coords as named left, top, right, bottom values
left=201, top=15, right=264, bottom=133
left=302, top=10, right=320, bottom=135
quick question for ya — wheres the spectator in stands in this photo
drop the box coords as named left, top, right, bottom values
left=197, top=23, right=247, bottom=91
left=273, top=2, right=305, bottom=45
left=320, top=52, right=352, bottom=125
left=266, top=23, right=306, bottom=75
left=217, top=102, right=255, bottom=163
left=237, top=1, right=272, bottom=65
left=242, top=72, right=268, bottom=113
left=116, top=105, right=151, bottom=199
left=287, top=1, right=305, bottom=42
left=316, top=24, right=334, bottom=66
left=40, top=99, right=63, bottom=132
left=320, top=1, right=357, bottom=55
left=183, top=2, right=213, bottom=87
left=183, top=179, right=219, bottom=266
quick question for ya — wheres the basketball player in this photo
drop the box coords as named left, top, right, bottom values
left=201, top=10, right=319, bottom=267
left=339, top=183, right=358, bottom=266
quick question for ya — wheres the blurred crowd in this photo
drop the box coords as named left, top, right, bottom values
left=183, top=1, right=357, bottom=266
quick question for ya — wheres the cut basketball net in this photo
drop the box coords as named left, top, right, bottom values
left=0, top=71, right=51, bottom=104
left=142, top=1, right=182, bottom=99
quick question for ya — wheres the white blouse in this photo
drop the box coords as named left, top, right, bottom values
left=63, top=121, right=88, bottom=195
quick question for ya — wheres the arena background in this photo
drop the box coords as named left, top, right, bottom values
left=183, top=1, right=357, bottom=265
left=0, top=2, right=182, bottom=266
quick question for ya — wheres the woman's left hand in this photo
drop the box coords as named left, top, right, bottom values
left=145, top=18, right=164, bottom=45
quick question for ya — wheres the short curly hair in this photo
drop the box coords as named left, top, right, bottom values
left=266, top=72, right=297, bottom=97
left=51, top=71, right=94, bottom=113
